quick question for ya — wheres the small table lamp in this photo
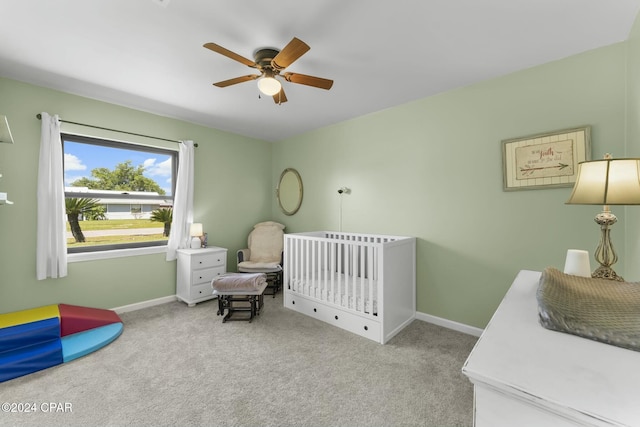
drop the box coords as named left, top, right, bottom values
left=566, top=154, right=640, bottom=281
left=190, top=223, right=204, bottom=249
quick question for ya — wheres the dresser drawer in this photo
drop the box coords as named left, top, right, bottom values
left=192, top=266, right=225, bottom=285
left=192, top=252, right=225, bottom=269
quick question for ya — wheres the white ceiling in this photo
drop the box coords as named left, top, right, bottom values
left=1, top=0, right=639, bottom=142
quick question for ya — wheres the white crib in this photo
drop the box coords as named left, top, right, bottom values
left=283, top=231, right=416, bottom=344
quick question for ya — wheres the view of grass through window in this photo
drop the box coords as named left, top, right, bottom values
left=63, top=134, right=177, bottom=252
left=65, top=219, right=167, bottom=247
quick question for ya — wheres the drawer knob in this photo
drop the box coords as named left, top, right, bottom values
left=313, top=308, right=317, bottom=312
left=334, top=315, right=339, bottom=320
left=364, top=326, right=368, bottom=331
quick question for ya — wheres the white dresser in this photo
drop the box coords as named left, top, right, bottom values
left=176, top=247, right=227, bottom=307
left=463, top=270, right=640, bottom=427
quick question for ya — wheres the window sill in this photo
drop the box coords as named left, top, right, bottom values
left=67, top=245, right=167, bottom=263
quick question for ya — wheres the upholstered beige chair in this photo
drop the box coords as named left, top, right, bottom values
left=237, top=221, right=285, bottom=297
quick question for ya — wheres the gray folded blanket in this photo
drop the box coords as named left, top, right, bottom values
left=212, top=273, right=267, bottom=292
left=537, top=267, right=640, bottom=352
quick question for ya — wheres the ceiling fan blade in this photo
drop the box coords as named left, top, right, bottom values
left=283, top=72, right=333, bottom=90
left=204, top=43, right=256, bottom=68
left=213, top=74, right=260, bottom=88
left=273, top=88, right=288, bottom=104
left=271, top=37, right=310, bottom=70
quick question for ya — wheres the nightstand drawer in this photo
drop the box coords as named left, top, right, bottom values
left=192, top=253, right=225, bottom=269
left=192, top=266, right=225, bottom=285
left=190, top=283, right=214, bottom=300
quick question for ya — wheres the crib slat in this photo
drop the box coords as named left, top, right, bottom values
left=368, top=245, right=374, bottom=315
left=289, top=237, right=294, bottom=287
left=346, top=243, right=352, bottom=310
left=317, top=240, right=322, bottom=297
left=284, top=237, right=289, bottom=290
left=322, top=240, right=327, bottom=298
left=337, top=241, right=342, bottom=305
left=294, top=237, right=298, bottom=288
left=303, top=240, right=311, bottom=295
left=360, top=244, right=365, bottom=313
left=352, top=244, right=356, bottom=311
left=311, top=239, right=316, bottom=297
left=330, top=240, right=335, bottom=304
left=297, top=238, right=303, bottom=292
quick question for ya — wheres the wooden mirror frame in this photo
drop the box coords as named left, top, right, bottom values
left=277, top=168, right=303, bottom=216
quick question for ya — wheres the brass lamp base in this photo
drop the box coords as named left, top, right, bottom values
left=592, top=265, right=624, bottom=281
left=593, top=208, right=624, bottom=282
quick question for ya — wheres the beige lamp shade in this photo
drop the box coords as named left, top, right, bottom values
left=190, top=223, right=203, bottom=237
left=566, top=158, right=640, bottom=205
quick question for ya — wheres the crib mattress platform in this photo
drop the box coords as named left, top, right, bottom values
left=213, top=282, right=268, bottom=323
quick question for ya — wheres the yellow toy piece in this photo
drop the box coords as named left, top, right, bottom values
left=0, top=305, right=60, bottom=329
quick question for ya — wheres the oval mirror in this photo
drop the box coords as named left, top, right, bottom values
left=277, top=168, right=303, bottom=216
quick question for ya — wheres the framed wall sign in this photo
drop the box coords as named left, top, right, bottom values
left=502, top=126, right=591, bottom=191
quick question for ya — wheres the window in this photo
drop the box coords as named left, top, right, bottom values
left=62, top=133, right=177, bottom=254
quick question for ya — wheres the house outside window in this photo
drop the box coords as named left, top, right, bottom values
left=62, top=133, right=177, bottom=254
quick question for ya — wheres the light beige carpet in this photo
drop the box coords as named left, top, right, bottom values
left=0, top=293, right=477, bottom=427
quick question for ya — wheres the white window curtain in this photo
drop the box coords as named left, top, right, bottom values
left=166, top=140, right=195, bottom=261
left=36, top=112, right=67, bottom=280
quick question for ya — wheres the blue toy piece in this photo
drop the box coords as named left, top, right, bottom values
left=61, top=322, right=123, bottom=363
left=0, top=317, right=64, bottom=382
left=0, top=305, right=123, bottom=383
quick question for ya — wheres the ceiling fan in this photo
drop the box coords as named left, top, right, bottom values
left=203, top=37, right=333, bottom=104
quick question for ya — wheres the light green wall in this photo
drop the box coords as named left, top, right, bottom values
left=1, top=34, right=635, bottom=328
left=0, top=77, right=272, bottom=313
left=271, top=44, right=627, bottom=328
left=625, top=14, right=640, bottom=280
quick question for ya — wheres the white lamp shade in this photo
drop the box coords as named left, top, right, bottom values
left=257, top=77, right=282, bottom=96
left=190, top=223, right=203, bottom=237
left=566, top=158, right=640, bottom=205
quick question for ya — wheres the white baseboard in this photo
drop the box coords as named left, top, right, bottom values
left=110, top=295, right=484, bottom=338
left=112, top=295, right=177, bottom=314
left=416, top=311, right=484, bottom=337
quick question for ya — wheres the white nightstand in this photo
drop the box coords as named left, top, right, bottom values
left=176, top=246, right=227, bottom=307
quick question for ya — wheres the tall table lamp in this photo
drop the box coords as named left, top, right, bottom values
left=566, top=154, right=640, bottom=281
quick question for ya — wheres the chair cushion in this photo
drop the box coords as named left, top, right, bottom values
left=238, top=261, right=282, bottom=270
left=247, top=222, right=284, bottom=263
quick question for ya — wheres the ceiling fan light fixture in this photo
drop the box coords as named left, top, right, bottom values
left=205, top=37, right=332, bottom=104
left=257, top=76, right=281, bottom=96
